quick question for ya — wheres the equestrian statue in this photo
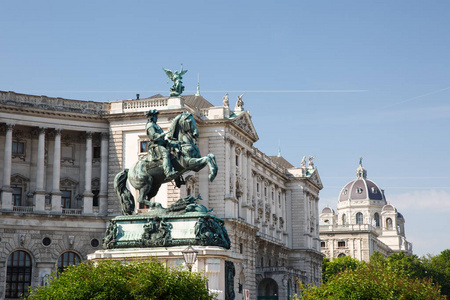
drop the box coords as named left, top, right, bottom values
left=114, top=109, right=218, bottom=215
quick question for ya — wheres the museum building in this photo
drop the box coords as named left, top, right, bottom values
left=0, top=90, right=323, bottom=299
left=319, top=161, right=412, bottom=262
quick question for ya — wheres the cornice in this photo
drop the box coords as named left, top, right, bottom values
left=0, top=104, right=107, bottom=122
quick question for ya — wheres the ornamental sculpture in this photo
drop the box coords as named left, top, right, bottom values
left=106, top=107, right=231, bottom=250
left=115, top=110, right=218, bottom=213
left=163, top=65, right=188, bottom=97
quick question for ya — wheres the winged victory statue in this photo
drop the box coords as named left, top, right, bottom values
left=163, top=65, right=188, bottom=97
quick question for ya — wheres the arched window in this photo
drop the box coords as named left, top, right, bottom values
left=356, top=212, right=363, bottom=225
left=57, top=251, right=81, bottom=273
left=342, top=214, right=347, bottom=225
left=6, top=250, right=32, bottom=299
left=386, top=218, right=393, bottom=230
left=338, top=253, right=346, bottom=258
left=374, top=213, right=380, bottom=227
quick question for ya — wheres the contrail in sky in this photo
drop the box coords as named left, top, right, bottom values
left=383, top=86, right=450, bottom=109
left=25, top=89, right=367, bottom=94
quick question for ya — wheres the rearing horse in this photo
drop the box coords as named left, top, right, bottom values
left=114, top=112, right=218, bottom=215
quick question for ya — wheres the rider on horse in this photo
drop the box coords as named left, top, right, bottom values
left=145, top=109, right=177, bottom=179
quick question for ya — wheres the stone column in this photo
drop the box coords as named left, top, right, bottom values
left=224, top=137, right=230, bottom=196
left=1, top=124, right=14, bottom=210
left=99, top=132, right=109, bottom=214
left=198, top=135, right=209, bottom=208
left=83, top=132, right=93, bottom=214
left=247, top=152, right=253, bottom=222
left=230, top=141, right=236, bottom=198
left=34, top=127, right=46, bottom=211
left=51, top=129, right=62, bottom=212
left=242, top=150, right=247, bottom=204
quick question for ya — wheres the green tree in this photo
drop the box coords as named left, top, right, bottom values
left=26, top=259, right=216, bottom=300
left=423, top=249, right=450, bottom=297
left=322, top=255, right=361, bottom=283
left=298, top=263, right=445, bottom=300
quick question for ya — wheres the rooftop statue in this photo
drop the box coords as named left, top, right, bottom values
left=114, top=109, right=218, bottom=215
left=163, top=65, right=188, bottom=97
left=234, top=92, right=245, bottom=111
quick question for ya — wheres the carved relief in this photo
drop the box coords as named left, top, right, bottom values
left=279, top=217, right=284, bottom=228
left=272, top=214, right=277, bottom=225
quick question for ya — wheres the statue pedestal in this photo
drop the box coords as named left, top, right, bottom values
left=167, top=96, right=185, bottom=109
left=87, top=246, right=242, bottom=300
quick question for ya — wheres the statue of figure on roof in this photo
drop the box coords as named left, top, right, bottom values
left=301, top=156, right=306, bottom=168
left=223, top=93, right=229, bottom=108
left=308, top=156, right=315, bottom=168
left=235, top=92, right=245, bottom=111
left=162, top=65, right=188, bottom=97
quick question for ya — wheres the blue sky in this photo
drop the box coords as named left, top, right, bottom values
left=1, top=1, right=449, bottom=256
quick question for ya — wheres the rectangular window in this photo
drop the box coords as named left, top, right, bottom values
left=140, top=141, right=150, bottom=153
left=235, top=155, right=239, bottom=166
left=264, top=187, right=267, bottom=197
left=61, top=190, right=71, bottom=209
left=92, top=190, right=99, bottom=207
left=93, top=146, right=101, bottom=159
left=12, top=187, right=22, bottom=206
left=321, top=241, right=326, bottom=248
left=12, top=142, right=25, bottom=155
left=239, top=243, right=243, bottom=254
left=338, top=241, right=346, bottom=248
left=256, top=183, right=260, bottom=193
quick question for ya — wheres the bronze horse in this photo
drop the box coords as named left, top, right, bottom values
left=114, top=112, right=218, bottom=215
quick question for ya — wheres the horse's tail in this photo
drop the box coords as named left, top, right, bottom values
left=114, top=169, right=135, bottom=215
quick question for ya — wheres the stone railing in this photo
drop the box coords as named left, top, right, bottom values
left=256, top=231, right=284, bottom=245
left=62, top=208, right=82, bottom=215
left=199, top=108, right=209, bottom=118
left=123, top=98, right=168, bottom=111
left=252, top=147, right=287, bottom=174
left=0, top=91, right=108, bottom=115
left=320, top=224, right=377, bottom=233
left=13, top=206, right=34, bottom=213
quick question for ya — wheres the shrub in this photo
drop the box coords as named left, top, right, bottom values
left=27, top=259, right=216, bottom=300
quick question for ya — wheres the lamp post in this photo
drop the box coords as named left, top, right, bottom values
left=182, top=245, right=198, bottom=272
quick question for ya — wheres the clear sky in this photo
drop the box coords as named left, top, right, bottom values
left=1, top=1, right=449, bottom=256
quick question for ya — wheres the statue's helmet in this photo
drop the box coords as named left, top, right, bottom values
left=146, top=109, right=159, bottom=118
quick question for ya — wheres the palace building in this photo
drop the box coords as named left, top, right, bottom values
left=0, top=90, right=323, bottom=300
left=319, top=161, right=412, bottom=262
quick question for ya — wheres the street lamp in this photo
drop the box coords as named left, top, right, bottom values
left=182, top=245, right=198, bottom=272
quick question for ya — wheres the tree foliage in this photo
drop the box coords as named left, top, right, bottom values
left=423, top=249, right=450, bottom=297
left=322, top=256, right=361, bottom=283
left=300, top=263, right=444, bottom=300
left=298, top=251, right=449, bottom=300
left=26, top=259, right=216, bottom=300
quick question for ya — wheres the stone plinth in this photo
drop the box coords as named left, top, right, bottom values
left=88, top=246, right=242, bottom=300
left=103, top=196, right=231, bottom=250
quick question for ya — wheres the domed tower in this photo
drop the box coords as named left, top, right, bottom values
left=337, top=158, right=386, bottom=228
left=319, top=159, right=412, bottom=261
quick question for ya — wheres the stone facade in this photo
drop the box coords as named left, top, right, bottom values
left=0, top=91, right=323, bottom=299
left=319, top=162, right=412, bottom=262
